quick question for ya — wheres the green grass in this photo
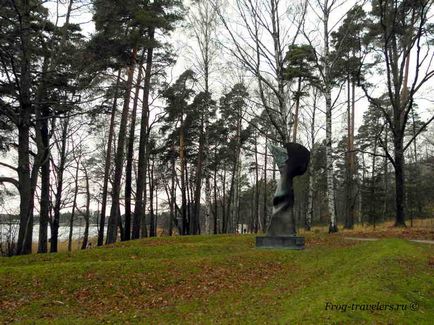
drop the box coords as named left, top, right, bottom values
left=0, top=234, right=433, bottom=324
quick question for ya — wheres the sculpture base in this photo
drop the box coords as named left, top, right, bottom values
left=256, top=236, right=304, bottom=250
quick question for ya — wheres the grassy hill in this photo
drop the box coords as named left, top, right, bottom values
left=1, top=233, right=433, bottom=324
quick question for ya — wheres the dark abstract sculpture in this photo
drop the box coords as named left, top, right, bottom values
left=256, top=142, right=310, bottom=249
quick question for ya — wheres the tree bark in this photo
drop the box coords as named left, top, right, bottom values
left=179, top=116, right=188, bottom=235
left=169, top=146, right=176, bottom=236
left=16, top=1, right=34, bottom=255
left=37, top=105, right=50, bottom=253
left=306, top=101, right=316, bottom=231
left=213, top=149, right=218, bottom=234
left=133, top=29, right=154, bottom=240
left=254, top=134, right=259, bottom=233
left=149, top=157, right=156, bottom=237
left=107, top=48, right=137, bottom=244
left=344, top=76, right=355, bottom=229
left=68, top=154, right=80, bottom=252
left=292, top=77, right=302, bottom=142
left=51, top=117, right=69, bottom=252
left=371, top=140, right=378, bottom=228
left=263, top=136, right=268, bottom=232
left=98, top=70, right=122, bottom=246
left=394, top=135, right=406, bottom=227
left=192, top=111, right=205, bottom=235
left=221, top=167, right=227, bottom=233
left=124, top=55, right=144, bottom=241
left=81, top=164, right=90, bottom=250
left=186, top=163, right=193, bottom=233
left=323, top=1, right=337, bottom=233
left=226, top=157, right=237, bottom=233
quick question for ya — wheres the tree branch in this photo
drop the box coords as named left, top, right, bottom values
left=404, top=114, right=434, bottom=152
left=0, top=162, right=18, bottom=172
left=0, top=176, right=19, bottom=189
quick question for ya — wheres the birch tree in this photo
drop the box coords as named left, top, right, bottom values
left=213, top=0, right=307, bottom=144
left=302, top=0, right=350, bottom=232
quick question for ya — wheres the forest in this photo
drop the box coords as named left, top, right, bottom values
left=0, top=0, right=434, bottom=256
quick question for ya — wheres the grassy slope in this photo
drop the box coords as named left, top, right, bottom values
left=0, top=234, right=433, bottom=324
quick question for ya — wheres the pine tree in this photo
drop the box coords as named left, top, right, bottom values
left=361, top=0, right=434, bottom=227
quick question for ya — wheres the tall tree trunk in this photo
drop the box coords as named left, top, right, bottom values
left=361, top=153, right=366, bottom=226
left=35, top=56, right=50, bottom=254
left=391, top=49, right=410, bottom=228
left=325, top=91, right=337, bottom=233
left=141, top=158, right=148, bottom=238
left=350, top=80, right=356, bottom=225
left=292, top=77, right=302, bottom=142
left=149, top=157, right=156, bottom=237
left=226, top=159, right=237, bottom=233
left=107, top=48, right=137, bottom=244
left=186, top=163, right=193, bottom=233
left=16, top=1, right=34, bottom=255
left=270, top=0, right=290, bottom=140
left=254, top=134, right=259, bottom=233
left=98, top=70, right=122, bottom=246
left=204, top=171, right=212, bottom=234
left=51, top=117, right=69, bottom=253
left=249, top=185, right=255, bottom=232
left=133, top=30, right=154, bottom=239
left=213, top=150, right=218, bottom=234
left=235, top=159, right=242, bottom=232
left=38, top=106, right=50, bottom=253
left=17, top=121, right=33, bottom=255
left=192, top=112, right=205, bottom=235
left=179, top=118, right=188, bottom=235
left=306, top=100, right=316, bottom=230
left=118, top=206, right=125, bottom=241
left=227, top=110, right=241, bottom=233
left=344, top=76, right=354, bottom=229
left=221, top=167, right=227, bottom=233
left=411, top=107, right=422, bottom=218
left=68, top=155, right=80, bottom=252
left=371, top=140, right=378, bottom=227
left=323, top=1, right=337, bottom=233
left=169, top=147, right=176, bottom=236
left=382, top=131, right=389, bottom=221
left=203, top=71, right=212, bottom=236
left=306, top=162, right=314, bottom=231
left=263, top=136, right=268, bottom=232
left=124, top=55, right=144, bottom=241
left=81, top=164, right=90, bottom=250
left=155, top=184, right=158, bottom=236
left=394, top=134, right=406, bottom=227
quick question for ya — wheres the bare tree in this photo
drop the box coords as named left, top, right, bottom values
left=302, top=0, right=351, bottom=232
left=302, top=87, right=320, bottom=230
left=213, top=0, right=308, bottom=143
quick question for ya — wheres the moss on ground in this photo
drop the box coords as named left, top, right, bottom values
left=0, top=233, right=433, bottom=324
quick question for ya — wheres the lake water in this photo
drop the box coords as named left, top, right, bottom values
left=0, top=223, right=99, bottom=243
